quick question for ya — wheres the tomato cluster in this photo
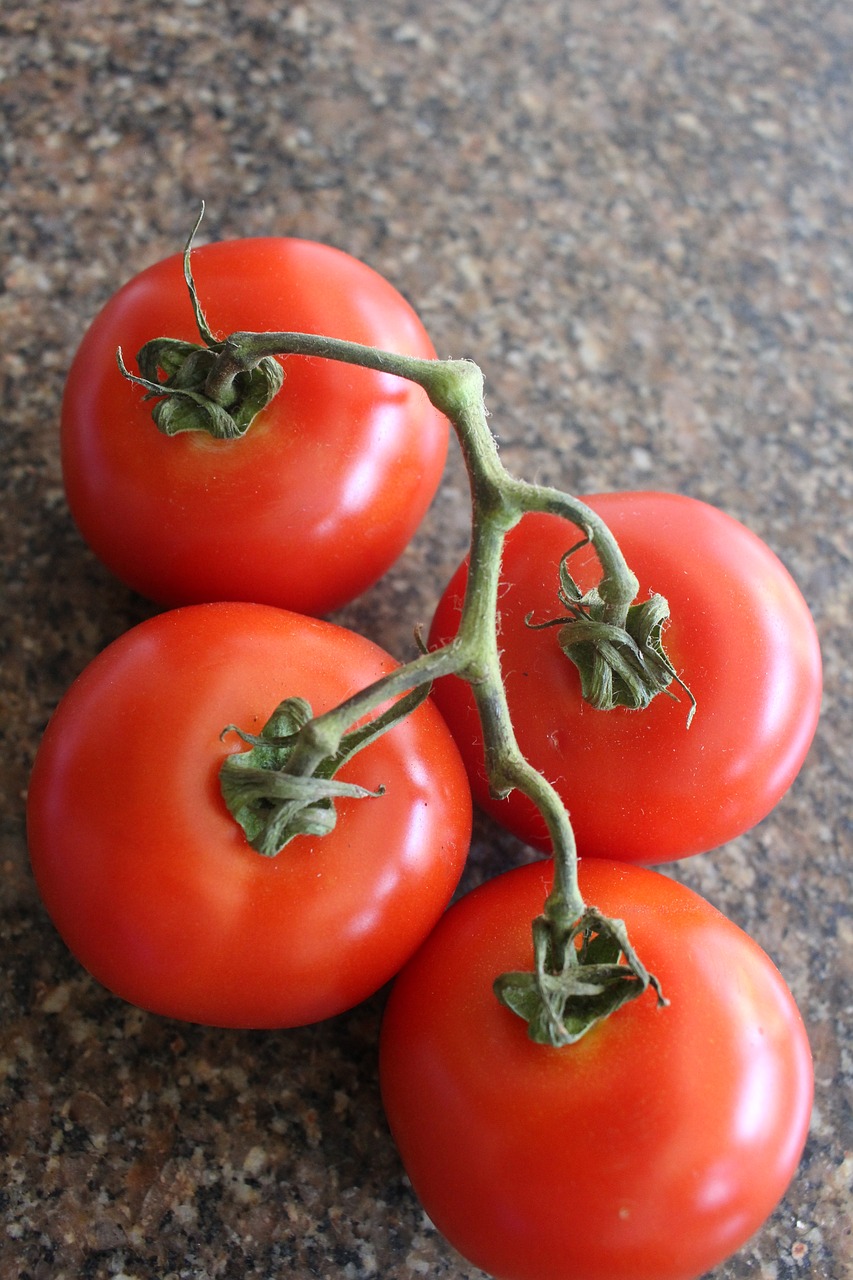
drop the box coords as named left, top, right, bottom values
left=28, top=233, right=820, bottom=1280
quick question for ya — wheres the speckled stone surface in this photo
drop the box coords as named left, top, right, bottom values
left=2, top=2, right=851, bottom=1278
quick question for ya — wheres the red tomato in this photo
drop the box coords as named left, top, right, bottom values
left=428, top=492, right=822, bottom=862
left=26, top=603, right=472, bottom=1027
left=61, top=238, right=448, bottom=615
left=380, top=858, right=813, bottom=1280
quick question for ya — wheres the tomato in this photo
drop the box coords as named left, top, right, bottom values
left=26, top=602, right=472, bottom=1028
left=428, top=492, right=822, bottom=863
left=61, top=238, right=448, bottom=615
left=380, top=858, right=813, bottom=1280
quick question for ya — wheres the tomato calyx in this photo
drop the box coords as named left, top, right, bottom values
left=117, top=205, right=284, bottom=440
left=219, top=684, right=432, bottom=856
left=118, top=337, right=283, bottom=440
left=495, top=905, right=668, bottom=1046
left=527, top=541, right=696, bottom=721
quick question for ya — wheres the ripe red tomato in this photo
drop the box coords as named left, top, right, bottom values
left=428, top=492, right=822, bottom=863
left=61, top=238, right=448, bottom=615
left=26, top=603, right=472, bottom=1027
left=380, top=858, right=813, bottom=1280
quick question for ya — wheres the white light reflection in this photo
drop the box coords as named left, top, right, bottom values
left=345, top=752, right=435, bottom=942
left=311, top=393, right=415, bottom=541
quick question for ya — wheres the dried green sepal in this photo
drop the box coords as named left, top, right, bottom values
left=494, top=907, right=667, bottom=1046
left=118, top=341, right=283, bottom=439
left=219, top=684, right=432, bottom=857
left=116, top=204, right=284, bottom=439
left=528, top=546, right=696, bottom=722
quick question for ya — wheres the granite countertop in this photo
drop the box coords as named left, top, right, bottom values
left=2, top=2, right=851, bottom=1277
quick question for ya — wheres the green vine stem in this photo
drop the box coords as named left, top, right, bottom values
left=123, top=246, right=683, bottom=1045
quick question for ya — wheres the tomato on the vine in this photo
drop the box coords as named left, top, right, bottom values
left=61, top=237, right=448, bottom=615
left=428, top=492, right=822, bottom=863
left=380, top=857, right=813, bottom=1280
left=26, top=602, right=472, bottom=1028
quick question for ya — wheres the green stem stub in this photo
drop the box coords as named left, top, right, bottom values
left=529, top=544, right=696, bottom=723
left=494, top=907, right=668, bottom=1047
left=219, top=685, right=431, bottom=857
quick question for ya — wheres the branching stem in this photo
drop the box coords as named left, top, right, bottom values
left=127, top=251, right=679, bottom=1043
left=208, top=329, right=645, bottom=925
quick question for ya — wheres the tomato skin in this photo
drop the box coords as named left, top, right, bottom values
left=428, top=492, right=822, bottom=862
left=26, top=603, right=472, bottom=1028
left=61, top=238, right=448, bottom=615
left=380, top=858, right=813, bottom=1280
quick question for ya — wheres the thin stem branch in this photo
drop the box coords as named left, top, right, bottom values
left=282, top=642, right=466, bottom=778
left=508, top=479, right=640, bottom=620
left=206, top=330, right=458, bottom=412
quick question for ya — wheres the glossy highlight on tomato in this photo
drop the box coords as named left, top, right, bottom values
left=380, top=858, right=814, bottom=1280
left=61, top=238, right=449, bottom=615
left=428, top=492, right=822, bottom=863
left=26, top=602, right=472, bottom=1028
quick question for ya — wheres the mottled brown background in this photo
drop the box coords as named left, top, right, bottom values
left=2, top=2, right=851, bottom=1278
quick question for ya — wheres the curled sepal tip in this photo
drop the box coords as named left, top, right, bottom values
left=219, top=684, right=432, bottom=857
left=494, top=907, right=667, bottom=1047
